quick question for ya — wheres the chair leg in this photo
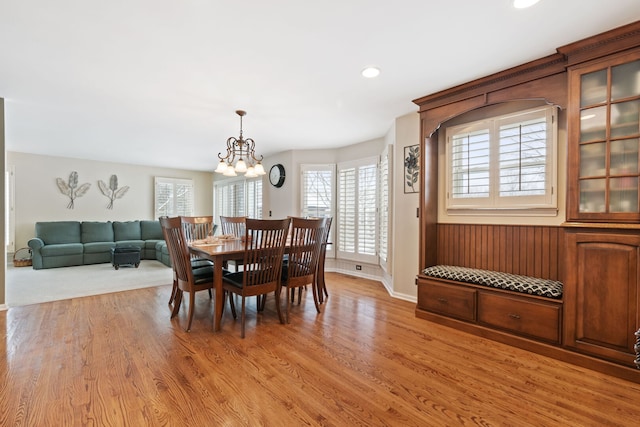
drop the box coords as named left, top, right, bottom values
left=229, top=292, right=237, bottom=319
left=240, top=297, right=246, bottom=338
left=171, top=289, right=183, bottom=318
left=185, top=291, right=196, bottom=332
left=311, top=278, right=321, bottom=314
left=168, top=278, right=177, bottom=305
left=286, top=287, right=292, bottom=324
left=275, top=287, right=284, bottom=324
left=258, top=294, right=267, bottom=311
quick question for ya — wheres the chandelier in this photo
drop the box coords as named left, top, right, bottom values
left=215, top=110, right=266, bottom=177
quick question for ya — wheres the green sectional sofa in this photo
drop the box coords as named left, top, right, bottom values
left=27, top=220, right=171, bottom=269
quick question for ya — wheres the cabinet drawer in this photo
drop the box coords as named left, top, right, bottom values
left=418, top=280, right=476, bottom=321
left=478, top=292, right=561, bottom=344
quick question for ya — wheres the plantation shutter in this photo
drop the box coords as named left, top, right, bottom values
left=378, top=150, right=390, bottom=265
left=358, top=164, right=377, bottom=256
left=154, top=177, right=194, bottom=218
left=450, top=129, right=491, bottom=199
left=338, top=167, right=356, bottom=255
left=498, top=116, right=548, bottom=197
left=337, top=157, right=378, bottom=263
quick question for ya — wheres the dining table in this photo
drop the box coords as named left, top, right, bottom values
left=189, top=236, right=328, bottom=332
left=189, top=238, right=246, bottom=331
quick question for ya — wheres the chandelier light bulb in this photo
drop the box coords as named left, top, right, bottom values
left=215, top=160, right=227, bottom=173
left=254, top=162, right=266, bottom=176
left=234, top=158, right=247, bottom=173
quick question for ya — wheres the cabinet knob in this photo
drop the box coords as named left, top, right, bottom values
left=437, top=298, right=448, bottom=304
left=509, top=313, right=521, bottom=320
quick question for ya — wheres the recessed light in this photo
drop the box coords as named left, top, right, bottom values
left=361, top=66, right=380, bottom=78
left=513, top=0, right=541, bottom=9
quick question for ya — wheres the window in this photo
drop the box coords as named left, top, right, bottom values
left=300, top=164, right=335, bottom=258
left=300, top=164, right=335, bottom=218
left=155, top=177, right=194, bottom=218
left=214, top=178, right=262, bottom=223
left=337, top=157, right=378, bottom=263
left=446, top=105, right=557, bottom=211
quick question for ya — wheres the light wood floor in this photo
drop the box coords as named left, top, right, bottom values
left=1, top=273, right=639, bottom=426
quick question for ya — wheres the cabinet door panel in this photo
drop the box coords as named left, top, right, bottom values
left=565, top=231, right=640, bottom=366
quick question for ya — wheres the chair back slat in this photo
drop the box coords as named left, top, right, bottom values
left=181, top=216, right=216, bottom=242
left=220, top=216, right=246, bottom=237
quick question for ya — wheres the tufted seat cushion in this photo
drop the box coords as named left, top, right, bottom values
left=421, top=265, right=563, bottom=299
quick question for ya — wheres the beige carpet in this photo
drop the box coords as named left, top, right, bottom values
left=6, top=260, right=173, bottom=307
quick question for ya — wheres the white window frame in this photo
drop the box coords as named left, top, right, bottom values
left=154, top=177, right=194, bottom=218
left=300, top=164, right=336, bottom=258
left=337, top=157, right=379, bottom=264
left=445, top=105, right=558, bottom=213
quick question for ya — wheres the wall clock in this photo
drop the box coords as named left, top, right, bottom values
left=269, top=164, right=286, bottom=188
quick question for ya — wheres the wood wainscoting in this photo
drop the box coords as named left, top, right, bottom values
left=435, top=223, right=563, bottom=281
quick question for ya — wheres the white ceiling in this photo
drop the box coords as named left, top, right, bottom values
left=1, top=1, right=639, bottom=171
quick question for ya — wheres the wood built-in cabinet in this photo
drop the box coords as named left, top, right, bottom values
left=567, top=49, right=640, bottom=222
left=413, top=21, right=640, bottom=382
left=564, top=228, right=640, bottom=366
left=563, top=38, right=640, bottom=369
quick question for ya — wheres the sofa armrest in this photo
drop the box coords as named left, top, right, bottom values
left=27, top=238, right=45, bottom=269
left=28, top=237, right=44, bottom=250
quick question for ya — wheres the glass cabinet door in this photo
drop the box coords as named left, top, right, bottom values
left=572, top=52, right=640, bottom=221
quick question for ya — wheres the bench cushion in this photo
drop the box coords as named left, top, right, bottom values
left=421, top=265, right=563, bottom=299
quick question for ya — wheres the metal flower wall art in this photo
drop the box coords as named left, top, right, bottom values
left=56, top=171, right=91, bottom=209
left=98, top=174, right=130, bottom=209
left=404, top=144, right=420, bottom=194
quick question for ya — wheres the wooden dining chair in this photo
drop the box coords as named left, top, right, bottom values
left=164, top=216, right=215, bottom=305
left=219, top=216, right=246, bottom=272
left=222, top=218, right=291, bottom=338
left=160, top=216, right=215, bottom=332
left=317, top=216, right=332, bottom=303
left=280, top=217, right=325, bottom=323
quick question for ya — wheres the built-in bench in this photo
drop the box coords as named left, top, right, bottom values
left=421, top=265, right=563, bottom=299
left=417, top=264, right=564, bottom=345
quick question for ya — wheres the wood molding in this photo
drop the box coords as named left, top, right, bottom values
left=558, top=20, right=640, bottom=67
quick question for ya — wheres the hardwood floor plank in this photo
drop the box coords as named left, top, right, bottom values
left=1, top=272, right=639, bottom=426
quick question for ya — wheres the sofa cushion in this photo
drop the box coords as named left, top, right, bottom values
left=84, top=241, right=116, bottom=254
left=113, top=221, right=141, bottom=241
left=140, top=220, right=163, bottom=240
left=35, top=221, right=81, bottom=245
left=40, top=243, right=84, bottom=256
left=81, top=221, right=114, bottom=243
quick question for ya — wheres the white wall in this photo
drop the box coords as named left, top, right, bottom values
left=391, top=113, right=420, bottom=301
left=1, top=99, right=6, bottom=308
left=7, top=151, right=214, bottom=250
